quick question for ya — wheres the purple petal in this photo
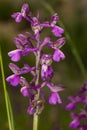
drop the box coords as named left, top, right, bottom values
left=8, top=49, right=22, bottom=62
left=14, top=37, right=24, bottom=50
left=15, top=13, right=22, bottom=23
left=40, top=21, right=50, bottom=27
left=50, top=13, right=59, bottom=26
left=41, top=54, right=52, bottom=65
left=53, top=49, right=65, bottom=62
left=9, top=63, right=21, bottom=74
left=69, top=119, right=79, bottom=128
left=41, top=64, right=54, bottom=81
left=79, top=82, right=87, bottom=94
left=6, top=74, right=20, bottom=86
left=66, top=102, right=75, bottom=110
left=31, top=85, right=41, bottom=89
left=52, top=25, right=64, bottom=37
left=21, top=66, right=35, bottom=74
left=27, top=105, right=36, bottom=115
left=20, top=86, right=29, bottom=97
left=19, top=77, right=29, bottom=87
left=17, top=34, right=27, bottom=41
left=53, top=37, right=66, bottom=49
left=47, top=83, right=65, bottom=92
left=22, top=48, right=38, bottom=56
left=11, top=12, right=22, bottom=22
left=21, top=3, right=29, bottom=17
left=11, top=12, right=19, bottom=19
left=49, top=92, right=62, bottom=105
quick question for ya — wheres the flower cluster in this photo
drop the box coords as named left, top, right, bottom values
left=6, top=3, right=66, bottom=115
left=66, top=82, right=87, bottom=130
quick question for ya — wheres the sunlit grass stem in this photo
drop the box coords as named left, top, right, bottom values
left=0, top=46, right=14, bottom=130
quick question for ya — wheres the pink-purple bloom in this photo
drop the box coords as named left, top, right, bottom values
left=66, top=82, right=87, bottom=130
left=8, top=49, right=22, bottom=62
left=52, top=25, right=64, bottom=37
left=7, top=3, right=66, bottom=115
left=6, top=74, right=20, bottom=86
left=49, top=92, right=62, bottom=105
left=53, top=49, right=65, bottom=62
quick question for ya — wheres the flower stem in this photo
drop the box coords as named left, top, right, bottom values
left=33, top=36, right=40, bottom=130
left=33, top=114, right=38, bottom=130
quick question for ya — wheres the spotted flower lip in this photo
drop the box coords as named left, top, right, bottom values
left=40, top=54, right=52, bottom=65
left=41, top=64, right=54, bottom=81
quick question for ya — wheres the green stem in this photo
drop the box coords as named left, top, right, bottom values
left=33, top=114, right=38, bottom=130
left=0, top=46, right=14, bottom=130
left=33, top=37, right=40, bottom=130
left=41, top=1, right=87, bottom=80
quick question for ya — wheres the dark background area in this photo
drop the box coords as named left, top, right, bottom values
left=0, top=0, right=87, bottom=130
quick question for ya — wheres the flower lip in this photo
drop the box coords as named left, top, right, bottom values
left=6, top=74, right=20, bottom=86
left=53, top=49, right=65, bottom=62
left=52, top=25, right=64, bottom=37
left=8, top=49, right=22, bottom=62
left=49, top=92, right=62, bottom=105
left=20, top=86, right=29, bottom=97
left=69, top=118, right=80, bottom=128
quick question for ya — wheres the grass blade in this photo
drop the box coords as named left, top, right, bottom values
left=0, top=46, right=15, bottom=130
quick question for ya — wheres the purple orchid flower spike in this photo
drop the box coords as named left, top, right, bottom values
left=7, top=3, right=66, bottom=115
left=66, top=82, right=87, bottom=130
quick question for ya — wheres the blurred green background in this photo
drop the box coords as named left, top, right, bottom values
left=0, top=0, right=87, bottom=130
